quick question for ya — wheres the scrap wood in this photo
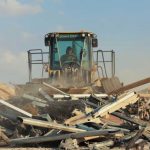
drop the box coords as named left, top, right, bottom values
left=65, top=92, right=139, bottom=125
left=0, top=82, right=149, bottom=149
left=104, top=114, right=124, bottom=125
left=65, top=107, right=94, bottom=125
left=137, top=95, right=150, bottom=121
left=18, top=117, right=85, bottom=133
left=72, top=109, right=83, bottom=116
left=0, top=129, right=10, bottom=144
left=94, top=92, right=138, bottom=118
left=139, top=93, right=150, bottom=98
left=142, top=126, right=150, bottom=140
left=64, top=111, right=86, bottom=125
left=10, top=129, right=120, bottom=145
left=99, top=117, right=123, bottom=126
left=138, top=98, right=150, bottom=121
left=133, top=139, right=146, bottom=150
left=60, top=138, right=79, bottom=150
left=88, top=140, right=114, bottom=149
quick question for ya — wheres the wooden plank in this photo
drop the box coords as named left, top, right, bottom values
left=139, top=93, right=150, bottom=98
left=18, top=117, right=85, bottom=133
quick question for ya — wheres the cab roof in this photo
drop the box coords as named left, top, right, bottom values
left=45, top=31, right=97, bottom=37
left=47, top=31, right=94, bottom=34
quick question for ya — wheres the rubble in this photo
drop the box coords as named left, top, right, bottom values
left=1, top=80, right=150, bottom=149
left=0, top=83, right=16, bottom=100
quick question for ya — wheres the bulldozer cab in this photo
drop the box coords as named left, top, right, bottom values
left=45, top=32, right=97, bottom=70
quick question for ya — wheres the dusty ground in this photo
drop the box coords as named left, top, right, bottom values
left=0, top=148, right=52, bottom=150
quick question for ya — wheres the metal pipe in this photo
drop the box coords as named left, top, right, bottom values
left=10, top=129, right=119, bottom=145
left=53, top=94, right=108, bottom=99
left=0, top=100, right=32, bottom=117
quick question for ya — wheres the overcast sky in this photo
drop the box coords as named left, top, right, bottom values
left=0, top=0, right=150, bottom=84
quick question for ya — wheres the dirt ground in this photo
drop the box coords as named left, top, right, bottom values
left=0, top=148, right=52, bottom=150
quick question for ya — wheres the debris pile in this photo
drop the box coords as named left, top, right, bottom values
left=0, top=81, right=150, bottom=149
left=0, top=83, right=16, bottom=100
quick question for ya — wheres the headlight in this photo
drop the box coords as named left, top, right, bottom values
left=82, top=33, right=85, bottom=37
left=45, top=34, right=48, bottom=38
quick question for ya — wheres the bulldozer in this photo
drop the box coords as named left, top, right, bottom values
left=26, top=31, right=150, bottom=95
left=27, top=31, right=116, bottom=89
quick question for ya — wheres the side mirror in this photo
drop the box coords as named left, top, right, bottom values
left=92, top=38, right=98, bottom=47
left=45, top=36, right=51, bottom=46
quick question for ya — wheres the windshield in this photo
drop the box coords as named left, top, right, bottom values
left=51, top=37, right=85, bottom=69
